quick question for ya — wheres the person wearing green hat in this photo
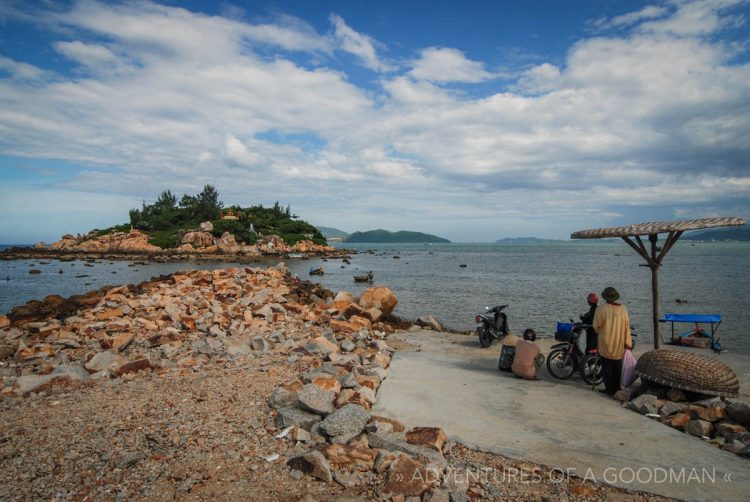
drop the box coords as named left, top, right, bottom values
left=593, top=287, right=633, bottom=395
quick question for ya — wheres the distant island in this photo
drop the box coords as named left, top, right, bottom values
left=494, top=237, right=562, bottom=244
left=317, top=226, right=350, bottom=239
left=344, top=229, right=450, bottom=243
left=683, top=227, right=749, bottom=241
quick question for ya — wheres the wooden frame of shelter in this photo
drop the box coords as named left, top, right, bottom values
left=570, top=217, right=745, bottom=349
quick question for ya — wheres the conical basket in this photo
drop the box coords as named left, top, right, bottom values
left=635, top=349, right=739, bottom=398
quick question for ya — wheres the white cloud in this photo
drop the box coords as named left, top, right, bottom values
left=0, top=0, right=748, bottom=242
left=593, top=5, right=669, bottom=30
left=330, top=13, right=392, bottom=72
left=409, top=47, right=494, bottom=83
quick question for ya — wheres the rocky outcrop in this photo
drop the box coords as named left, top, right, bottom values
left=216, top=232, right=240, bottom=253
left=181, top=231, right=214, bottom=248
left=49, top=230, right=161, bottom=253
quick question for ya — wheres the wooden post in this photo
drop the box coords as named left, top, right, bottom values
left=649, top=234, right=660, bottom=349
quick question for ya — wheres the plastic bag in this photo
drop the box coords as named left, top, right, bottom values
left=621, top=349, right=637, bottom=387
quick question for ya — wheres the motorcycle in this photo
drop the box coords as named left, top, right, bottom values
left=476, top=305, right=509, bottom=348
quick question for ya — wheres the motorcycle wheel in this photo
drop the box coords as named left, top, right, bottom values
left=478, top=326, right=494, bottom=348
left=546, top=348, right=575, bottom=379
left=580, top=353, right=604, bottom=385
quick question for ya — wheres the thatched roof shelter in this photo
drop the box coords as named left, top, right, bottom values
left=571, top=217, right=745, bottom=349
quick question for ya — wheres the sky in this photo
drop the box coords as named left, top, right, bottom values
left=0, top=0, right=749, bottom=243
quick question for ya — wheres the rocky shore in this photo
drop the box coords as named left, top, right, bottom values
left=2, top=228, right=350, bottom=263
left=0, top=267, right=670, bottom=501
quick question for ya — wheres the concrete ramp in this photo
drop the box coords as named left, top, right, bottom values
left=373, top=329, right=750, bottom=501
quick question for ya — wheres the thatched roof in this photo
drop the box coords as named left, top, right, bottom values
left=571, top=217, right=745, bottom=239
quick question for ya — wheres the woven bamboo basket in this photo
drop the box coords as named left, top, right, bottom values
left=635, top=349, right=739, bottom=397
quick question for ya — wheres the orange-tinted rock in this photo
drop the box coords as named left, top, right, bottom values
left=312, top=376, right=342, bottom=394
left=358, top=287, right=398, bottom=315
left=96, top=308, right=123, bottom=321
left=0, top=315, right=10, bottom=329
left=331, top=319, right=360, bottom=333
left=406, top=427, right=447, bottom=452
left=356, top=374, right=380, bottom=390
left=368, top=415, right=406, bottom=433
left=384, top=456, right=434, bottom=496
left=349, top=315, right=372, bottom=331
left=115, top=358, right=152, bottom=376
left=670, top=413, right=691, bottom=429
left=319, top=444, right=378, bottom=471
left=181, top=316, right=196, bottom=331
left=112, top=332, right=136, bottom=352
left=686, top=405, right=728, bottom=423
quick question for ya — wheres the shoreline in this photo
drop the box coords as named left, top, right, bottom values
left=0, top=247, right=352, bottom=264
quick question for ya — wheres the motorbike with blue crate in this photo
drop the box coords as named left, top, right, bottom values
left=547, top=319, right=636, bottom=385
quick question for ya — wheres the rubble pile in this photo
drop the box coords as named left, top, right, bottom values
left=616, top=384, right=750, bottom=459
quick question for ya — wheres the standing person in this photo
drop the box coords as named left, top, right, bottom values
left=580, top=292, right=599, bottom=350
left=593, top=287, right=632, bottom=395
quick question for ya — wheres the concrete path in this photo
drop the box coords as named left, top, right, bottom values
left=373, top=329, right=750, bottom=501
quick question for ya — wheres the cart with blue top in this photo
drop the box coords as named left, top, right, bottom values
left=660, top=313, right=723, bottom=352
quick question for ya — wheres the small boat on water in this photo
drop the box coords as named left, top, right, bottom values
left=354, top=271, right=374, bottom=282
left=309, top=266, right=325, bottom=276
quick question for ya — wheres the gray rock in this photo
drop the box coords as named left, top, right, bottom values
left=13, top=363, right=90, bottom=396
left=367, top=432, right=447, bottom=466
left=250, top=337, right=271, bottom=352
left=84, top=351, right=121, bottom=373
left=627, top=393, right=658, bottom=415
left=208, top=325, right=226, bottom=338
left=297, top=384, right=335, bottom=416
left=693, top=397, right=725, bottom=408
left=449, top=491, right=471, bottom=502
left=415, top=315, right=445, bottom=332
left=659, top=401, right=687, bottom=417
left=286, top=450, right=332, bottom=483
left=340, top=340, right=356, bottom=353
left=269, top=387, right=298, bottom=409
left=319, top=404, right=370, bottom=437
left=339, top=372, right=359, bottom=389
left=275, top=407, right=322, bottom=431
left=224, top=341, right=251, bottom=357
left=726, top=400, right=750, bottom=426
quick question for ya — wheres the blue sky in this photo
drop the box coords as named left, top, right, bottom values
left=1, top=0, right=749, bottom=243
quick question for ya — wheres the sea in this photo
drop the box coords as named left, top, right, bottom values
left=1, top=241, right=749, bottom=354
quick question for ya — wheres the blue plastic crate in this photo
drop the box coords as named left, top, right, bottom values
left=555, top=321, right=575, bottom=341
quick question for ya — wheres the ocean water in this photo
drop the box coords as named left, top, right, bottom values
left=1, top=241, right=749, bottom=354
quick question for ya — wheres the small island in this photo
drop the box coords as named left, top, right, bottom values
left=1, top=186, right=346, bottom=262
left=344, top=229, right=450, bottom=243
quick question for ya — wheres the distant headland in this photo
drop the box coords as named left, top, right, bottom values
left=344, top=229, right=450, bottom=243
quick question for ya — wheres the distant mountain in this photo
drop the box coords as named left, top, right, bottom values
left=683, top=226, right=749, bottom=241
left=495, top=237, right=562, bottom=244
left=317, top=226, right=350, bottom=239
left=344, top=229, right=451, bottom=243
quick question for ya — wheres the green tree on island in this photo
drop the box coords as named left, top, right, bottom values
left=121, top=186, right=325, bottom=248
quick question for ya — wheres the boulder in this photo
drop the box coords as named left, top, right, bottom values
left=686, top=419, right=715, bottom=438
left=297, top=384, right=336, bottom=416
left=406, top=427, right=447, bottom=452
left=276, top=407, right=322, bottom=431
left=199, top=221, right=214, bottom=232
left=358, top=287, right=398, bottom=316
left=217, top=232, right=240, bottom=253
left=726, top=400, right=750, bottom=426
left=85, top=351, right=122, bottom=373
left=415, top=315, right=445, bottom=332
left=304, top=336, right=340, bottom=356
left=13, top=364, right=89, bottom=395
left=384, top=456, right=435, bottom=497
left=319, top=404, right=370, bottom=437
left=367, top=432, right=447, bottom=466
left=287, top=450, right=332, bottom=483
left=269, top=387, right=298, bottom=409
left=182, top=231, right=214, bottom=248
left=627, top=394, right=658, bottom=415
left=320, top=444, right=378, bottom=471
